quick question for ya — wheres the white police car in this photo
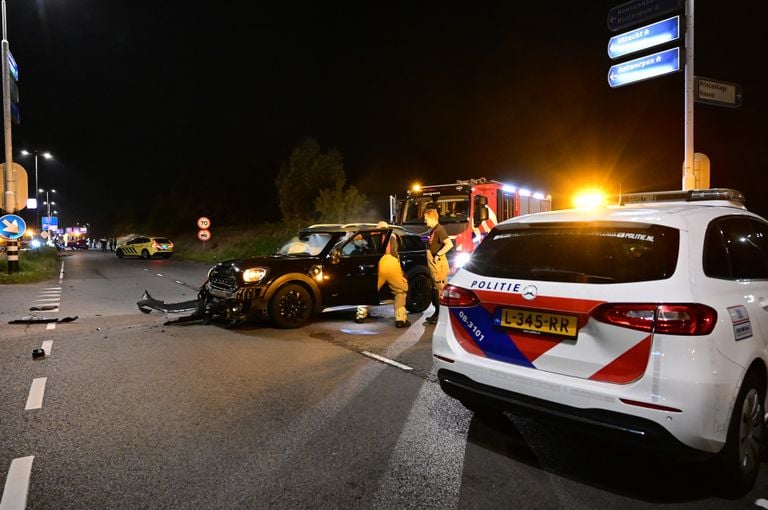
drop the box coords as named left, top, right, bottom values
left=433, top=189, right=767, bottom=495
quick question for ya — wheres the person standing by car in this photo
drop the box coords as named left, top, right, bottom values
left=378, top=232, right=410, bottom=328
left=424, top=207, right=453, bottom=325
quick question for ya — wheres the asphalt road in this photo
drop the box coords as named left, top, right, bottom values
left=1, top=250, right=768, bottom=509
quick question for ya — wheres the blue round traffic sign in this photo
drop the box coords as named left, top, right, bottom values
left=0, top=214, right=27, bottom=240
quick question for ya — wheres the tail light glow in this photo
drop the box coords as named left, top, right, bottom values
left=440, top=284, right=479, bottom=307
left=592, top=303, right=717, bottom=335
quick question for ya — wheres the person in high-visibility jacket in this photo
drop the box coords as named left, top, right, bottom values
left=378, top=232, right=410, bottom=328
left=355, top=224, right=410, bottom=328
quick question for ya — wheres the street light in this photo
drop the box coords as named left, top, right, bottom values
left=39, top=188, right=56, bottom=230
left=20, top=149, right=53, bottom=229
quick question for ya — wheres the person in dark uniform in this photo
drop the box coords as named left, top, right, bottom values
left=424, top=207, right=453, bottom=325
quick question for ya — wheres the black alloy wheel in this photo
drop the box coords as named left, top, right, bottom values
left=406, top=272, right=432, bottom=313
left=269, top=283, right=313, bottom=329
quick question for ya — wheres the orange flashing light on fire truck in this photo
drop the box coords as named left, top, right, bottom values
left=392, top=178, right=551, bottom=270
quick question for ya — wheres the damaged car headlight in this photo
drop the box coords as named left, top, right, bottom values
left=242, top=267, right=268, bottom=283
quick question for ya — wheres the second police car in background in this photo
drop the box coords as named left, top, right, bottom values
left=116, top=236, right=174, bottom=259
left=433, top=189, right=768, bottom=495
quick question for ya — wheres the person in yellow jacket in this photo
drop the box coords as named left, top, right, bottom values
left=355, top=223, right=410, bottom=328
left=378, top=232, right=410, bottom=328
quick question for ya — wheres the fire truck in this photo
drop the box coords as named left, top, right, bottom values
left=391, top=178, right=551, bottom=269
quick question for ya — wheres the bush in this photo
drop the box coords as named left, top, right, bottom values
left=172, top=223, right=298, bottom=264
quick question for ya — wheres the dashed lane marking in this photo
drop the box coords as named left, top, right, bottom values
left=24, top=378, right=47, bottom=411
left=41, top=340, right=53, bottom=356
left=361, top=351, right=413, bottom=371
left=0, top=456, right=34, bottom=510
left=46, top=323, right=56, bottom=330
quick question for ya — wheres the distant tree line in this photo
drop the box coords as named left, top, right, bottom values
left=111, top=137, right=372, bottom=234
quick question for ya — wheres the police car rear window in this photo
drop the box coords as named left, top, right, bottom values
left=465, top=222, right=679, bottom=283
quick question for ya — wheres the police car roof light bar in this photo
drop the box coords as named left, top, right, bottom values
left=618, top=189, right=745, bottom=207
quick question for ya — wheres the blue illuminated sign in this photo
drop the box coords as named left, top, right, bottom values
left=42, top=216, right=58, bottom=231
left=607, top=47, right=680, bottom=88
left=8, top=50, right=18, bottom=81
left=608, top=16, right=680, bottom=59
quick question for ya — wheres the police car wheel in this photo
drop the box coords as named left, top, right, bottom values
left=116, top=249, right=124, bottom=259
left=141, top=249, right=150, bottom=259
left=717, top=369, right=765, bottom=496
left=269, top=283, right=312, bottom=329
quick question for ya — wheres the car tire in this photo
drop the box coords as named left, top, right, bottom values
left=141, top=249, right=150, bottom=259
left=269, top=283, right=313, bottom=329
left=406, top=271, right=432, bottom=313
left=116, top=249, right=124, bottom=259
left=716, top=369, right=765, bottom=496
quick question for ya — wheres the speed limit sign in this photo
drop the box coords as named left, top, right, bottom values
left=197, top=216, right=211, bottom=229
left=197, top=229, right=212, bottom=241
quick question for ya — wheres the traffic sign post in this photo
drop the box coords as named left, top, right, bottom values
left=196, top=217, right=212, bottom=250
left=607, top=16, right=680, bottom=59
left=694, top=76, right=743, bottom=108
left=607, top=0, right=682, bottom=32
left=1, top=213, right=26, bottom=273
left=608, top=47, right=680, bottom=88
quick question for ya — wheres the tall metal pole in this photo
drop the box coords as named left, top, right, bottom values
left=682, top=0, right=695, bottom=190
left=33, top=152, right=39, bottom=228
left=1, top=0, right=15, bottom=213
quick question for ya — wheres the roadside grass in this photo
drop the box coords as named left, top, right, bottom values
left=171, top=223, right=297, bottom=264
left=0, top=247, right=60, bottom=284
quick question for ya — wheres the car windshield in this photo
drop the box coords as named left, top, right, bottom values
left=275, top=233, right=333, bottom=256
left=465, top=222, right=679, bottom=283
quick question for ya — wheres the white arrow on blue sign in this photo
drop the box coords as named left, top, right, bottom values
left=608, top=47, right=680, bottom=88
left=608, top=16, right=680, bottom=60
left=0, top=214, right=27, bottom=240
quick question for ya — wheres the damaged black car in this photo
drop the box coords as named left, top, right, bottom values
left=139, top=223, right=433, bottom=328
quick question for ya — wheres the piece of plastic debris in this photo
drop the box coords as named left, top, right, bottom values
left=32, top=348, right=46, bottom=359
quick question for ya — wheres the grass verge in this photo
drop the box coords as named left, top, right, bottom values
left=0, top=247, right=61, bottom=284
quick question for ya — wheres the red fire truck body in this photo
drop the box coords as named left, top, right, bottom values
left=394, top=178, right=551, bottom=269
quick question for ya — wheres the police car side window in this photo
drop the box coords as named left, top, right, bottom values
left=706, top=217, right=768, bottom=279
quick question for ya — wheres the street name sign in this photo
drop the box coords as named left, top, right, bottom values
left=694, top=76, right=743, bottom=108
left=608, top=16, right=680, bottom=59
left=0, top=214, right=26, bottom=240
left=608, top=47, right=680, bottom=88
left=607, top=0, right=682, bottom=32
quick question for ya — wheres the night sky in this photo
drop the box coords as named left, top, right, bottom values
left=4, top=1, right=767, bottom=235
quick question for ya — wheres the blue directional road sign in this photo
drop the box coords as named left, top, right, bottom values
left=608, top=47, right=680, bottom=88
left=608, top=16, right=680, bottom=59
left=42, top=216, right=58, bottom=231
left=0, top=214, right=27, bottom=240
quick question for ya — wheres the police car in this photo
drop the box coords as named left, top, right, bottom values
left=116, top=236, right=173, bottom=259
left=433, top=189, right=767, bottom=495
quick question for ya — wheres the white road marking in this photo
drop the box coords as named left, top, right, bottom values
left=0, top=456, right=34, bottom=510
left=41, top=340, right=53, bottom=356
left=25, top=378, right=47, bottom=410
left=156, top=273, right=164, bottom=277
left=37, top=291, right=61, bottom=295
left=42, top=287, right=61, bottom=290
left=362, top=351, right=413, bottom=371
left=32, top=298, right=60, bottom=303
left=755, top=499, right=768, bottom=509
left=175, top=280, right=184, bottom=285
left=46, top=323, right=56, bottom=330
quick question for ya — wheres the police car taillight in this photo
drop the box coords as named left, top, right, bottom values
left=440, top=284, right=479, bottom=307
left=592, top=303, right=717, bottom=335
